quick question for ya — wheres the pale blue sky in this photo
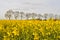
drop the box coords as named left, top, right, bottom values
left=0, top=0, right=60, bottom=19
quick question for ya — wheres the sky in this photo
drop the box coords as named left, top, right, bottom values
left=0, top=0, right=60, bottom=19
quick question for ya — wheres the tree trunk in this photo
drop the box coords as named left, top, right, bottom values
left=21, top=15, right=22, bottom=20
left=9, top=17, right=10, bottom=20
left=26, top=17, right=28, bottom=20
left=15, top=17, right=17, bottom=20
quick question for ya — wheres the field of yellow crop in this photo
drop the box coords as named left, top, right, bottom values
left=0, top=20, right=60, bottom=40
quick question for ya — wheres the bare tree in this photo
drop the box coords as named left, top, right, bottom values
left=37, top=14, right=43, bottom=20
left=48, top=14, right=54, bottom=20
left=20, top=12, right=24, bottom=20
left=43, top=13, right=48, bottom=20
left=26, top=13, right=31, bottom=20
left=58, top=15, right=60, bottom=20
left=54, top=14, right=59, bottom=20
left=5, top=9, right=13, bottom=20
left=13, top=11, right=19, bottom=20
left=31, top=13, right=37, bottom=19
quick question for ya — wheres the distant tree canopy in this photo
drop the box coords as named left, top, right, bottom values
left=13, top=11, right=19, bottom=19
left=5, top=9, right=60, bottom=20
left=5, top=9, right=13, bottom=20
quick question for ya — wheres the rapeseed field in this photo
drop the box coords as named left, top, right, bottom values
left=0, top=20, right=60, bottom=40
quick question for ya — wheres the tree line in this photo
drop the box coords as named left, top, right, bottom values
left=5, top=9, right=60, bottom=20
